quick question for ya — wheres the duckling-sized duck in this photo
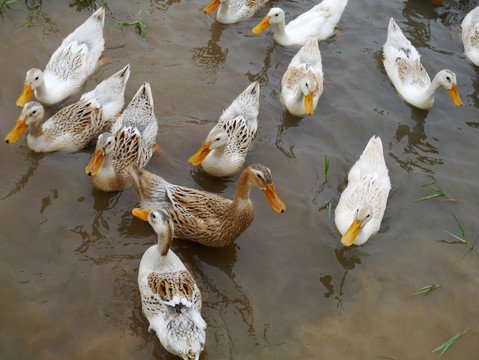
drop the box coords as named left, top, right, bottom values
left=281, top=39, right=323, bottom=116
left=461, top=6, right=479, bottom=66
left=130, top=163, right=286, bottom=247
left=5, top=64, right=130, bottom=152
left=188, top=82, right=259, bottom=177
left=203, top=0, right=269, bottom=24
left=133, top=208, right=206, bottom=360
left=16, top=7, right=105, bottom=107
left=335, top=135, right=391, bottom=247
left=252, top=0, right=348, bottom=46
left=86, top=82, right=159, bottom=192
left=383, top=18, right=463, bottom=110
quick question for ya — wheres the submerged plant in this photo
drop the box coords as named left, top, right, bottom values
left=324, top=155, right=331, bottom=182
left=410, top=283, right=440, bottom=296
left=416, top=175, right=456, bottom=202
left=444, top=212, right=468, bottom=245
left=119, top=10, right=146, bottom=39
left=0, top=0, right=19, bottom=13
left=432, top=328, right=469, bottom=357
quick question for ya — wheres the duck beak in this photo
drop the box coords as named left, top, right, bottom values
left=448, top=84, right=462, bottom=106
left=188, top=142, right=211, bottom=166
left=132, top=208, right=151, bottom=222
left=304, top=93, right=314, bottom=116
left=252, top=16, right=271, bottom=34
left=203, top=0, right=220, bottom=14
left=341, top=219, right=363, bottom=246
left=85, top=149, right=104, bottom=176
left=263, top=182, right=286, bottom=213
left=16, top=84, right=33, bottom=108
left=4, top=116, right=28, bottom=144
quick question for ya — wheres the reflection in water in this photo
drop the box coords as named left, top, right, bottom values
left=190, top=168, right=233, bottom=194
left=152, top=0, right=182, bottom=13
left=390, top=108, right=443, bottom=173
left=191, top=22, right=227, bottom=82
left=1, top=152, right=42, bottom=200
left=320, top=247, right=361, bottom=308
left=274, top=110, right=303, bottom=159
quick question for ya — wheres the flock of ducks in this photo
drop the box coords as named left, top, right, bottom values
left=4, top=1, right=479, bottom=359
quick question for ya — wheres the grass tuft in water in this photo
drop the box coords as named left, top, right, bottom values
left=0, top=0, right=18, bottom=12
left=410, top=283, right=440, bottom=296
left=119, top=10, right=147, bottom=39
left=432, top=328, right=469, bottom=357
left=324, top=155, right=331, bottom=182
left=416, top=175, right=456, bottom=202
left=444, top=211, right=468, bottom=245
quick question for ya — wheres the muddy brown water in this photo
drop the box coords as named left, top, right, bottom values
left=1, top=0, right=478, bottom=359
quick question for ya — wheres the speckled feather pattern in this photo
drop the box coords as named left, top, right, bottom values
left=218, top=0, right=269, bottom=23
left=462, top=6, right=479, bottom=66
left=131, top=166, right=255, bottom=247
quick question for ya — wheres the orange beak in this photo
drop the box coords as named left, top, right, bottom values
left=263, top=182, right=286, bottom=213
left=341, top=219, right=363, bottom=247
left=252, top=16, right=271, bottom=34
left=85, top=149, right=104, bottom=176
left=203, top=0, right=220, bottom=14
left=188, top=142, right=211, bottom=166
left=304, top=93, right=314, bottom=116
left=16, top=84, right=33, bottom=108
left=448, top=84, right=462, bottom=107
left=4, top=116, right=28, bottom=144
left=132, top=208, right=151, bottom=222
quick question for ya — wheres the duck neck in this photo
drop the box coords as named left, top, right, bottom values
left=157, top=235, right=172, bottom=257
left=217, top=1, right=230, bottom=18
left=273, top=20, right=287, bottom=38
left=232, top=170, right=253, bottom=209
left=424, top=74, right=444, bottom=103
left=27, top=118, right=43, bottom=138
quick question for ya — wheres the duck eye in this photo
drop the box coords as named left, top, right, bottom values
left=275, top=13, right=278, bottom=16
left=32, top=110, right=36, bottom=114
left=35, top=76, right=39, bottom=80
left=446, top=76, right=450, bottom=81
left=151, top=213, right=156, bottom=220
left=257, top=174, right=262, bottom=179
left=216, top=137, right=220, bottom=141
left=366, top=214, right=370, bottom=218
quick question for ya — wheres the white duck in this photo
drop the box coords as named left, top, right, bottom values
left=5, top=64, right=130, bottom=152
left=188, top=82, right=259, bottom=177
left=133, top=208, right=206, bottom=360
left=461, top=6, right=479, bottom=66
left=252, top=0, right=349, bottom=46
left=203, top=0, right=269, bottom=24
left=383, top=18, right=463, bottom=110
left=16, top=7, right=105, bottom=107
left=335, top=135, right=391, bottom=246
left=281, top=39, right=323, bottom=116
left=86, top=82, right=159, bottom=192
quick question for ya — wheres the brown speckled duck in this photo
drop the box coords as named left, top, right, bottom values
left=86, top=82, right=159, bottom=192
left=130, top=163, right=286, bottom=247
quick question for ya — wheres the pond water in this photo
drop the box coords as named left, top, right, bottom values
left=0, top=0, right=478, bottom=359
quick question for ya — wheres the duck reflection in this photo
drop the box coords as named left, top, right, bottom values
left=191, top=22, right=228, bottom=81
left=190, top=167, right=233, bottom=194
left=1, top=151, right=42, bottom=201
left=390, top=108, right=442, bottom=173
left=403, top=0, right=476, bottom=28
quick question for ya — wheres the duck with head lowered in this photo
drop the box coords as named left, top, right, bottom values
left=5, top=64, right=130, bottom=153
left=203, top=0, right=269, bottom=24
left=16, top=7, right=106, bottom=107
left=130, top=163, right=286, bottom=247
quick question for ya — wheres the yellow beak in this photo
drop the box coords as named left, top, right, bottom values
left=132, top=208, right=151, bottom=222
left=85, top=149, right=104, bottom=176
left=203, top=0, right=220, bottom=14
left=188, top=142, right=211, bottom=166
left=4, top=116, right=28, bottom=144
left=304, top=93, right=314, bottom=116
left=16, top=84, right=33, bottom=108
left=447, top=84, right=462, bottom=107
left=263, top=182, right=286, bottom=213
left=252, top=16, right=271, bottom=34
left=341, top=219, right=363, bottom=247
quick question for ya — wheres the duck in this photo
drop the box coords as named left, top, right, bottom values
left=281, top=39, right=323, bottom=116
left=461, top=6, right=479, bottom=66
left=203, top=0, right=269, bottom=24
left=188, top=82, right=259, bottom=177
left=16, top=7, right=105, bottom=107
left=383, top=17, right=463, bottom=110
left=251, top=0, right=349, bottom=46
left=85, top=82, right=159, bottom=192
left=130, top=163, right=286, bottom=247
left=335, top=135, right=391, bottom=247
left=133, top=208, right=206, bottom=360
left=5, top=64, right=130, bottom=152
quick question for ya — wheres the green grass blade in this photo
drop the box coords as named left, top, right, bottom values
left=324, top=155, right=329, bottom=180
left=450, top=212, right=467, bottom=244
left=426, top=184, right=446, bottom=196
left=432, top=328, right=469, bottom=357
left=410, top=284, right=440, bottom=296
left=415, top=193, right=443, bottom=201
left=444, top=230, right=467, bottom=244
left=327, top=201, right=331, bottom=219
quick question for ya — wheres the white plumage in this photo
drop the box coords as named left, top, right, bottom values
left=203, top=0, right=269, bottom=24
left=461, top=6, right=479, bottom=66
left=335, top=136, right=391, bottom=246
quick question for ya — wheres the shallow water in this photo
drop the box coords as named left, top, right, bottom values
left=1, top=0, right=478, bottom=359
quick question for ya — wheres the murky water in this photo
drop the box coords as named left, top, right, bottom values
left=1, top=0, right=478, bottom=359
